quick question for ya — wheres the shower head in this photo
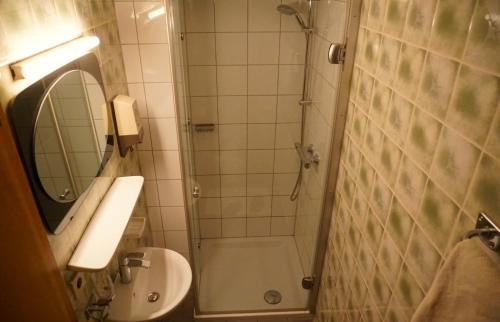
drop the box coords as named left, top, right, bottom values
left=276, top=4, right=308, bottom=30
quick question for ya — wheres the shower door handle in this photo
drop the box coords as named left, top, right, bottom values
left=192, top=186, right=200, bottom=199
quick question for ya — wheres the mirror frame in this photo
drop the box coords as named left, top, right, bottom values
left=8, top=53, right=113, bottom=234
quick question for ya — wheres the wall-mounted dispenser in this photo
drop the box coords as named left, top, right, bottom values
left=112, top=95, right=143, bottom=157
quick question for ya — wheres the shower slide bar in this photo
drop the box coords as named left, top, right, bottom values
left=463, top=212, right=500, bottom=252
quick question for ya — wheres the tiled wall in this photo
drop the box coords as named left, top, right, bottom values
left=114, top=0, right=190, bottom=258
left=293, top=0, right=347, bottom=275
left=184, top=0, right=306, bottom=239
left=315, top=0, right=500, bottom=321
left=0, top=1, right=151, bottom=320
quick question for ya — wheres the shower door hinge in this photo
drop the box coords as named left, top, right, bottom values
left=328, top=43, right=346, bottom=64
left=302, top=276, right=315, bottom=289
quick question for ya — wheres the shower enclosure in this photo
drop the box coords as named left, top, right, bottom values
left=166, top=0, right=358, bottom=317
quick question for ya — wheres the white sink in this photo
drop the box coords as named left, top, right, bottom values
left=108, top=247, right=192, bottom=322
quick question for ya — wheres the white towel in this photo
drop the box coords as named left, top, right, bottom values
left=411, top=238, right=500, bottom=322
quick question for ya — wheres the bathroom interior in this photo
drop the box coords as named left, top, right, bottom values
left=0, top=0, right=499, bottom=322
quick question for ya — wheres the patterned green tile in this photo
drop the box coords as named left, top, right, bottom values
left=363, top=30, right=381, bottom=73
left=350, top=266, right=368, bottom=308
left=364, top=208, right=384, bottom=255
left=465, top=154, right=500, bottom=224
left=357, top=71, right=375, bottom=111
left=463, top=0, right=500, bottom=74
left=396, top=157, right=427, bottom=215
left=416, top=53, right=458, bottom=120
left=383, top=0, right=409, bottom=37
left=369, top=80, right=392, bottom=125
left=367, top=0, right=388, bottom=31
left=417, top=180, right=460, bottom=252
left=402, top=0, right=437, bottom=46
left=375, top=35, right=401, bottom=85
left=358, top=155, right=376, bottom=198
left=369, top=266, right=392, bottom=308
left=370, top=175, right=392, bottom=222
left=351, top=105, right=368, bottom=144
left=363, top=120, right=384, bottom=161
left=485, top=107, right=500, bottom=160
left=355, top=29, right=367, bottom=69
left=431, top=127, right=480, bottom=202
left=350, top=67, right=361, bottom=102
left=384, top=295, right=410, bottom=322
left=405, top=226, right=442, bottom=290
left=447, top=66, right=499, bottom=145
left=384, top=93, right=413, bottom=146
left=352, top=188, right=369, bottom=228
left=378, top=137, right=402, bottom=187
left=360, top=0, right=371, bottom=26
left=357, top=236, right=377, bottom=284
left=406, top=108, right=442, bottom=171
left=429, top=0, right=476, bottom=58
left=342, top=172, right=356, bottom=205
left=347, top=139, right=362, bottom=173
left=394, top=43, right=425, bottom=99
left=396, top=265, right=424, bottom=313
left=387, top=198, right=414, bottom=253
left=376, top=232, right=402, bottom=286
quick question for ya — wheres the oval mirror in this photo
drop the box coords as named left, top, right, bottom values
left=33, top=70, right=110, bottom=203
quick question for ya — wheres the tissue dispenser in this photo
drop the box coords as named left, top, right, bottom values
left=112, top=95, right=144, bottom=157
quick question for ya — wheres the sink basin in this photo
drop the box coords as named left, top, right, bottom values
left=108, top=247, right=192, bottom=322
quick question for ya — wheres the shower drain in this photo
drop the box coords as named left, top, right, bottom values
left=147, top=292, right=160, bottom=303
left=264, top=290, right=282, bottom=304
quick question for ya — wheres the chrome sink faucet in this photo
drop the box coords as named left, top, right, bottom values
left=119, top=252, right=151, bottom=284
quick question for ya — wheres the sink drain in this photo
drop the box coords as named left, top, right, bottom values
left=147, top=292, right=160, bottom=303
left=264, top=290, right=282, bottom=304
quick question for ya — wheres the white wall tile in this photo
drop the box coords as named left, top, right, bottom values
left=214, top=0, right=247, bottom=32
left=189, top=66, right=217, bottom=96
left=247, top=174, right=273, bottom=196
left=115, top=2, right=137, bottom=44
left=185, top=0, right=215, bottom=32
left=161, top=206, right=187, bottom=230
left=272, top=196, right=297, bottom=216
left=196, top=175, right=221, bottom=197
left=220, top=150, right=246, bottom=174
left=247, top=150, right=274, bottom=173
left=200, top=219, right=222, bottom=238
left=219, top=124, right=247, bottom=150
left=248, top=96, right=277, bottom=123
left=187, top=33, right=216, bottom=65
left=164, top=230, right=189, bottom=253
left=247, top=217, right=271, bottom=236
left=149, top=118, right=179, bottom=150
left=222, top=218, right=246, bottom=237
left=221, top=197, right=246, bottom=218
left=247, top=196, right=271, bottom=217
left=271, top=216, right=295, bottom=235
left=248, top=124, right=275, bottom=149
left=144, top=179, right=159, bottom=206
left=135, top=2, right=168, bottom=43
left=138, top=150, right=156, bottom=179
left=216, top=33, right=247, bottom=65
left=147, top=206, right=162, bottom=231
left=199, top=198, right=221, bottom=218
left=153, top=150, right=182, bottom=179
left=278, top=65, right=304, bottom=94
left=152, top=231, right=165, bottom=247
left=221, top=175, right=246, bottom=197
left=248, top=33, right=279, bottom=64
left=194, top=151, right=220, bottom=175
left=248, top=65, right=278, bottom=95
left=277, top=95, right=302, bottom=123
left=157, top=179, right=184, bottom=206
left=273, top=173, right=297, bottom=195
left=274, top=149, right=300, bottom=173
left=140, top=44, right=172, bottom=82
left=218, top=96, right=247, bottom=124
left=144, top=82, right=175, bottom=118
left=217, top=66, right=247, bottom=95
left=127, top=83, right=148, bottom=118
left=275, top=123, right=300, bottom=148
left=248, top=0, right=281, bottom=32
left=191, top=96, right=218, bottom=123
left=122, top=45, right=143, bottom=82
left=279, top=32, right=306, bottom=64
left=138, top=118, right=152, bottom=150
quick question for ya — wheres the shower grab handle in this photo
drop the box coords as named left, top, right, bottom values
left=294, top=142, right=320, bottom=169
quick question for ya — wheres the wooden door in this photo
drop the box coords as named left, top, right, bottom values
left=0, top=106, right=76, bottom=322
